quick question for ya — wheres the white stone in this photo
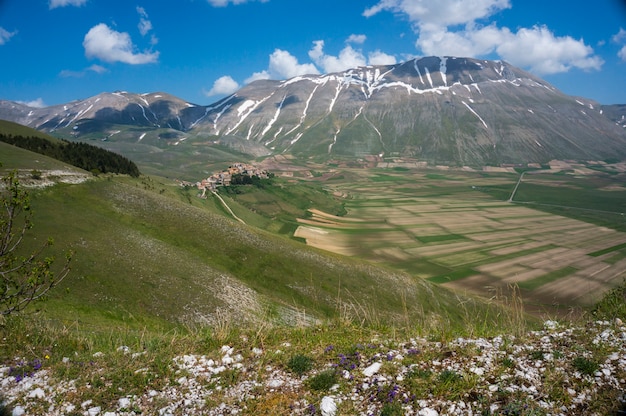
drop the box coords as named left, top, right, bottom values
left=320, top=396, right=337, bottom=416
left=118, top=397, right=131, bottom=409
left=28, top=387, right=46, bottom=399
left=87, top=406, right=101, bottom=416
left=267, top=379, right=283, bottom=388
left=418, top=408, right=439, bottom=416
left=362, top=362, right=382, bottom=377
left=11, top=406, right=25, bottom=416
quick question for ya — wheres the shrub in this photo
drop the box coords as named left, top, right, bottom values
left=308, top=369, right=337, bottom=391
left=287, top=354, right=313, bottom=376
left=572, top=356, right=599, bottom=376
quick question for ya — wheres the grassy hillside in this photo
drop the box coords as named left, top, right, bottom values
left=0, top=119, right=61, bottom=140
left=3, top=174, right=521, bottom=338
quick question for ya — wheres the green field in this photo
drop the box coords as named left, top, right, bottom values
left=294, top=166, right=626, bottom=315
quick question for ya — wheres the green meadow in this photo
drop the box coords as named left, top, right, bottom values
left=294, top=165, right=626, bottom=315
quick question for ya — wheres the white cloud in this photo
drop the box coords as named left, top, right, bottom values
left=0, top=27, right=17, bottom=45
left=416, top=24, right=505, bottom=57
left=206, top=0, right=268, bottom=6
left=205, top=75, right=240, bottom=96
left=612, top=28, right=626, bottom=43
left=496, top=26, right=603, bottom=74
left=347, top=34, right=367, bottom=44
left=363, top=0, right=511, bottom=28
left=244, top=71, right=271, bottom=84
left=137, top=6, right=153, bottom=37
left=364, top=0, right=601, bottom=75
left=49, top=0, right=87, bottom=9
left=309, top=40, right=367, bottom=73
left=267, top=49, right=319, bottom=78
left=60, top=64, right=108, bottom=78
left=83, top=23, right=159, bottom=64
left=88, top=64, right=108, bottom=74
left=613, top=28, right=626, bottom=61
left=368, top=50, right=397, bottom=66
left=17, top=98, right=46, bottom=108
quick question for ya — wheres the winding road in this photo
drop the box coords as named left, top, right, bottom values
left=211, top=190, right=246, bottom=224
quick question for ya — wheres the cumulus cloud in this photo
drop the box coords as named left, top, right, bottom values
left=206, top=0, right=268, bottom=6
left=364, top=0, right=602, bottom=74
left=266, top=49, right=319, bottom=78
left=308, top=40, right=396, bottom=72
left=0, top=27, right=17, bottom=45
left=613, top=28, right=626, bottom=61
left=49, top=0, right=87, bottom=8
left=17, top=98, right=46, bottom=108
left=309, top=40, right=367, bottom=73
left=347, top=34, right=367, bottom=44
left=83, top=23, right=159, bottom=64
left=205, top=75, right=240, bottom=96
left=496, top=25, right=603, bottom=74
left=368, top=50, right=397, bottom=66
left=363, top=0, right=511, bottom=28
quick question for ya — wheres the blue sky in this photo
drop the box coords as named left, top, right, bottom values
left=1, top=0, right=625, bottom=107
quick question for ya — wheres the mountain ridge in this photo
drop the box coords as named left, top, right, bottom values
left=2, top=56, right=626, bottom=166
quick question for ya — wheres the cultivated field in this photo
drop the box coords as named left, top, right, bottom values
left=294, top=167, right=626, bottom=315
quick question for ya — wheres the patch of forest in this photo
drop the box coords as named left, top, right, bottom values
left=0, top=134, right=140, bottom=177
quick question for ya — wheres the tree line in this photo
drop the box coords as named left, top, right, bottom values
left=0, top=134, right=140, bottom=177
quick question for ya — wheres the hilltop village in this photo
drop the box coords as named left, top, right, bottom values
left=184, top=162, right=271, bottom=198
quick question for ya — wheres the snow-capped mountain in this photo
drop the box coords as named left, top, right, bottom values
left=2, top=57, right=626, bottom=165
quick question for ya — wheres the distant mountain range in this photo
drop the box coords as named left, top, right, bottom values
left=2, top=56, right=626, bottom=166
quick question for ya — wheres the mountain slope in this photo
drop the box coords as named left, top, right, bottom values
left=15, top=174, right=507, bottom=331
left=2, top=57, right=626, bottom=168
left=189, top=57, right=626, bottom=165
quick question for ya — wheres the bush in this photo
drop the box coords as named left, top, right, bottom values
left=287, top=354, right=313, bottom=376
left=572, top=357, right=599, bottom=376
left=308, top=369, right=337, bottom=391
